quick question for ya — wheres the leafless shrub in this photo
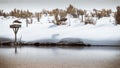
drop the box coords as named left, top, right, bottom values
left=84, top=16, right=96, bottom=25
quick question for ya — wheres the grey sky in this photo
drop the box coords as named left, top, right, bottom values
left=0, top=0, right=119, bottom=12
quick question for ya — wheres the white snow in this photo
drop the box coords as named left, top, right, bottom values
left=0, top=15, right=120, bottom=45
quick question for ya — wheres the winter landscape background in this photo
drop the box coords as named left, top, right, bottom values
left=1, top=0, right=120, bottom=68
left=0, top=0, right=120, bottom=46
left=0, top=0, right=120, bottom=12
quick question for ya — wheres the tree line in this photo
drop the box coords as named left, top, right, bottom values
left=0, top=4, right=120, bottom=25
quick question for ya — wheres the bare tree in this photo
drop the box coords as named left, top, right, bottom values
left=77, top=9, right=86, bottom=22
left=115, top=6, right=120, bottom=24
left=35, top=12, right=41, bottom=22
left=59, top=10, right=67, bottom=19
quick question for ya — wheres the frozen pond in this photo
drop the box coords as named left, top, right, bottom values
left=0, top=46, right=120, bottom=68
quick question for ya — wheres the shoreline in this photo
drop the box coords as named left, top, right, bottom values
left=0, top=44, right=120, bottom=48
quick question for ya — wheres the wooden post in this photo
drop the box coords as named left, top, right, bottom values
left=10, top=23, right=21, bottom=54
left=13, top=28, right=19, bottom=53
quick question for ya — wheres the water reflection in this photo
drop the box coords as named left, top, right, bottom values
left=0, top=46, right=120, bottom=68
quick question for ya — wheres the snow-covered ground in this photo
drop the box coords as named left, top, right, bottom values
left=0, top=15, right=120, bottom=45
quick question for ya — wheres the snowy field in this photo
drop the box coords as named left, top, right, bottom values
left=0, top=15, right=120, bottom=45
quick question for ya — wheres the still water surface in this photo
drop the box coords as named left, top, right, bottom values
left=0, top=46, right=120, bottom=68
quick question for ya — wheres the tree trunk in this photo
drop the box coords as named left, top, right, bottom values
left=81, top=15, right=83, bottom=22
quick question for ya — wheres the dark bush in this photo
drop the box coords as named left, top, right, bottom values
left=34, top=42, right=40, bottom=46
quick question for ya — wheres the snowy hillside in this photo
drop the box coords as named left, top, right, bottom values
left=0, top=15, right=120, bottom=45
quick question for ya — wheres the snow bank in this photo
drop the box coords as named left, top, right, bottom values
left=0, top=16, right=120, bottom=45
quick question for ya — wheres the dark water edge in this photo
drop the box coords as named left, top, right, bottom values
left=0, top=42, right=88, bottom=47
left=1, top=37, right=120, bottom=47
left=1, top=40, right=120, bottom=48
left=0, top=44, right=120, bottom=49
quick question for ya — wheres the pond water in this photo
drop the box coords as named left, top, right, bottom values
left=0, top=46, right=120, bottom=68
